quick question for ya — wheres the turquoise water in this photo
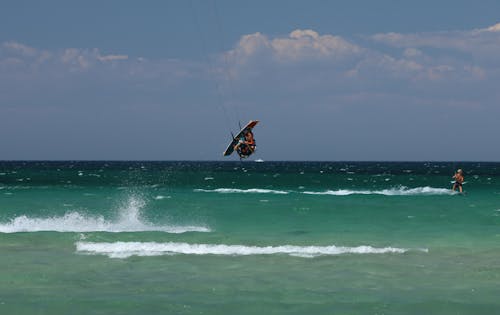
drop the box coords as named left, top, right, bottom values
left=1, top=161, right=499, bottom=314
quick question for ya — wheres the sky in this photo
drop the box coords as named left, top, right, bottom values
left=1, top=0, right=499, bottom=161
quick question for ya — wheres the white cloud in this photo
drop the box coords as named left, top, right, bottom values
left=273, top=29, right=361, bottom=61
left=371, top=22, right=500, bottom=59
left=346, top=52, right=427, bottom=81
left=61, top=48, right=104, bottom=70
left=227, top=29, right=362, bottom=65
left=0, top=42, right=54, bottom=72
left=483, top=22, right=500, bottom=32
left=403, top=48, right=423, bottom=58
left=2, top=41, right=37, bottom=57
left=60, top=49, right=128, bottom=70
left=97, top=54, right=129, bottom=62
left=2, top=23, right=499, bottom=101
left=231, top=32, right=270, bottom=60
left=223, top=28, right=489, bottom=84
left=1, top=43, right=133, bottom=73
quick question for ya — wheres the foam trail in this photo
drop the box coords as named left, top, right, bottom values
left=303, top=186, right=455, bottom=196
left=75, top=241, right=427, bottom=259
left=194, top=188, right=289, bottom=195
left=0, top=197, right=210, bottom=234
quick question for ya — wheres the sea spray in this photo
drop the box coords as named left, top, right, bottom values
left=0, top=195, right=210, bottom=233
left=302, top=186, right=456, bottom=196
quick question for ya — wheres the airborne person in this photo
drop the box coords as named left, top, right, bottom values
left=233, top=129, right=256, bottom=158
left=223, top=120, right=259, bottom=159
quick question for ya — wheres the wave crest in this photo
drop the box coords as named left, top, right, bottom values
left=76, top=241, right=427, bottom=259
left=195, top=186, right=454, bottom=196
left=303, top=186, right=455, bottom=196
left=194, top=188, right=289, bottom=194
left=0, top=197, right=210, bottom=234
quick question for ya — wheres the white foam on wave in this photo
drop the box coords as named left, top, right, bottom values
left=76, top=241, right=426, bottom=259
left=154, top=195, right=171, bottom=200
left=194, top=188, right=289, bottom=195
left=303, top=186, right=455, bottom=196
left=0, top=197, right=210, bottom=234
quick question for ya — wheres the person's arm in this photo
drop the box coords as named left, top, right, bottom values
left=234, top=139, right=244, bottom=150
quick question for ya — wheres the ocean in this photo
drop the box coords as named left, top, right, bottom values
left=1, top=161, right=499, bottom=314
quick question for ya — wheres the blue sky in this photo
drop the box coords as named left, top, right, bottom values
left=1, top=0, right=499, bottom=160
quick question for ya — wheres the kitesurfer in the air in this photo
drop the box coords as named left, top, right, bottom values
left=234, top=129, right=256, bottom=158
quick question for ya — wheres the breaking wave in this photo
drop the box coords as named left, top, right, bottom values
left=303, top=186, right=455, bottom=196
left=75, top=241, right=427, bottom=259
left=0, top=197, right=210, bottom=234
left=194, top=188, right=289, bottom=194
left=195, top=186, right=454, bottom=196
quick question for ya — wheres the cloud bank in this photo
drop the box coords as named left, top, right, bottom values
left=223, top=24, right=500, bottom=85
left=2, top=23, right=499, bottom=92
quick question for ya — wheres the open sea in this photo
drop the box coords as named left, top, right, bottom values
left=1, top=161, right=499, bottom=315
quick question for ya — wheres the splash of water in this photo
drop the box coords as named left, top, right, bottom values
left=303, top=186, right=456, bottom=196
left=0, top=196, right=210, bottom=234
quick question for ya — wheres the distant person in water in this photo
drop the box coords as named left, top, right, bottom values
left=452, top=169, right=464, bottom=193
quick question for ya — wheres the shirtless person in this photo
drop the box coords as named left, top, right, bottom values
left=452, top=169, right=464, bottom=193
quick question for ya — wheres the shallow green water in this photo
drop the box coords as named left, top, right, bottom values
left=1, top=161, right=499, bottom=314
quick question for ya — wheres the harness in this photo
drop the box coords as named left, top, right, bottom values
left=236, top=131, right=256, bottom=158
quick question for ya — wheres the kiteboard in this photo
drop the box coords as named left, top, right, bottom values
left=223, top=120, right=259, bottom=157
